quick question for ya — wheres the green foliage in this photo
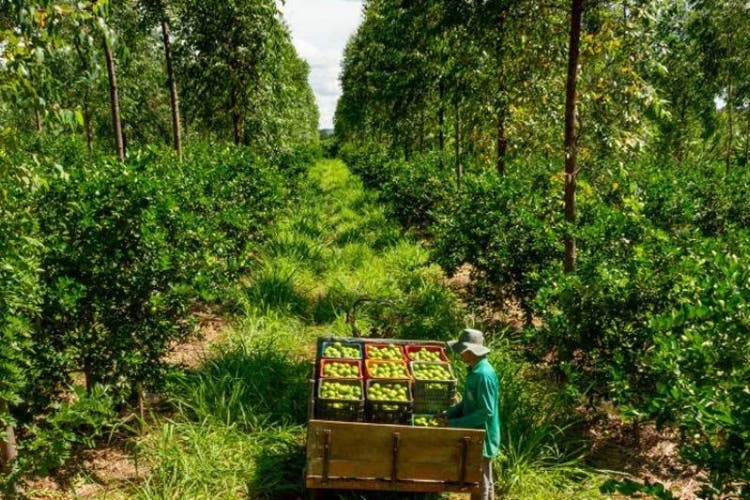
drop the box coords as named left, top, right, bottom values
left=645, top=236, right=750, bottom=496
left=25, top=142, right=296, bottom=408
left=21, top=384, right=120, bottom=476
left=600, top=478, right=675, bottom=499
left=433, top=170, right=560, bottom=322
left=378, top=153, right=458, bottom=230
left=0, top=153, right=44, bottom=428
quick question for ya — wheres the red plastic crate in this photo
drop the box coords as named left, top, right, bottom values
left=319, top=358, right=362, bottom=379
left=405, top=344, right=448, bottom=362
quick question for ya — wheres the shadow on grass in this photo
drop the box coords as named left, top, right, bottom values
left=171, top=340, right=311, bottom=430
left=248, top=433, right=307, bottom=499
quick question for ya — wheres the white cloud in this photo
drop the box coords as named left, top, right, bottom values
left=279, top=0, right=363, bottom=129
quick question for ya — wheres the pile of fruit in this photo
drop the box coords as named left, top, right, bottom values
left=408, top=347, right=444, bottom=362
left=367, top=360, right=409, bottom=378
left=411, top=362, right=452, bottom=381
left=367, top=344, right=403, bottom=360
left=368, top=381, right=410, bottom=401
left=322, top=360, right=360, bottom=378
left=323, top=341, right=360, bottom=358
left=319, top=380, right=362, bottom=400
left=413, top=415, right=441, bottom=427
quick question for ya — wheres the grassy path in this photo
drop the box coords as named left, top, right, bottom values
left=129, top=159, right=468, bottom=499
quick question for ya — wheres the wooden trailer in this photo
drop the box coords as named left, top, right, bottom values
left=305, top=336, right=485, bottom=496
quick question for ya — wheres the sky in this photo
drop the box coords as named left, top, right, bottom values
left=279, top=0, right=364, bottom=130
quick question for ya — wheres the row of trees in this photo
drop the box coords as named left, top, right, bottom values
left=335, top=0, right=750, bottom=496
left=1, top=0, right=318, bottom=156
left=0, top=0, right=319, bottom=485
left=337, top=0, right=750, bottom=171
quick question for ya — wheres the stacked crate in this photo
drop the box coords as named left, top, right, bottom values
left=364, top=343, right=413, bottom=424
left=312, top=339, right=458, bottom=426
left=315, top=340, right=364, bottom=422
left=406, top=345, right=457, bottom=415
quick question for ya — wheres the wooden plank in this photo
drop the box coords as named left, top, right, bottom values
left=306, top=477, right=480, bottom=494
left=306, top=420, right=484, bottom=483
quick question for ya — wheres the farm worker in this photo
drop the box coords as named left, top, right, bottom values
left=436, top=328, right=500, bottom=500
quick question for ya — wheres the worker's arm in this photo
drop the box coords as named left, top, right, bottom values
left=445, top=399, right=464, bottom=419
left=448, top=375, right=496, bottom=429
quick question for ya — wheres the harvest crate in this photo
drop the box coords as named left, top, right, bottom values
left=410, top=361, right=456, bottom=414
left=316, top=379, right=365, bottom=422
left=365, top=359, right=411, bottom=380
left=405, top=344, right=449, bottom=362
left=366, top=380, right=413, bottom=424
left=320, top=358, right=362, bottom=379
left=319, top=340, right=362, bottom=360
left=364, top=342, right=406, bottom=361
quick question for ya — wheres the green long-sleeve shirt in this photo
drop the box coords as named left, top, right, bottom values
left=446, top=357, right=500, bottom=458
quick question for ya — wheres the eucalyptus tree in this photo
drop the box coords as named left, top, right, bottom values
left=176, top=0, right=282, bottom=145
left=245, top=18, right=319, bottom=154
left=139, top=0, right=182, bottom=159
left=688, top=0, right=750, bottom=170
left=644, top=1, right=710, bottom=163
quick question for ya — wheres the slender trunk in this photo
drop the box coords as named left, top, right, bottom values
left=496, top=110, right=507, bottom=176
left=438, top=79, right=445, bottom=169
left=454, top=98, right=462, bottom=188
left=563, top=0, right=583, bottom=274
left=744, top=104, right=750, bottom=166
left=418, top=109, right=424, bottom=153
left=34, top=108, right=42, bottom=132
left=161, top=15, right=183, bottom=161
left=0, top=400, right=17, bottom=472
left=103, top=37, right=125, bottom=162
left=495, top=8, right=508, bottom=177
left=83, top=97, right=94, bottom=152
left=725, top=76, right=733, bottom=174
left=230, top=78, right=242, bottom=145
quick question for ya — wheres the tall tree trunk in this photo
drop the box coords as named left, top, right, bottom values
left=455, top=98, right=462, bottom=188
left=725, top=76, right=733, bottom=174
left=563, top=0, right=583, bottom=274
left=103, top=37, right=125, bottom=162
left=161, top=15, right=183, bottom=161
left=496, top=110, right=507, bottom=176
left=495, top=8, right=508, bottom=177
left=231, top=86, right=242, bottom=145
left=418, top=109, right=424, bottom=153
left=744, top=105, right=750, bottom=166
left=438, top=79, right=445, bottom=169
left=0, top=400, right=17, bottom=473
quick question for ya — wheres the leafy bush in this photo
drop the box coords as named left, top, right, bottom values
left=21, top=384, right=120, bottom=476
left=379, top=152, right=457, bottom=230
left=432, top=172, right=560, bottom=322
left=645, top=235, right=750, bottom=496
left=0, top=153, right=44, bottom=445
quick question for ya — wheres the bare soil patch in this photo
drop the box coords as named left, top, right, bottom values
left=583, top=407, right=706, bottom=499
left=24, top=441, right=141, bottom=499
